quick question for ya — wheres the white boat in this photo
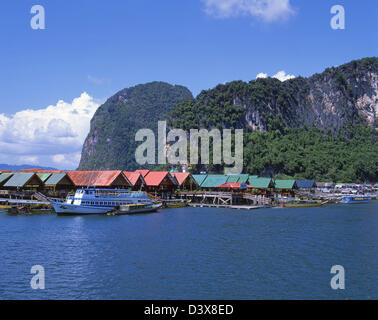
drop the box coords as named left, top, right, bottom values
left=51, top=188, right=154, bottom=216
left=340, top=195, right=371, bottom=204
left=108, top=202, right=163, bottom=215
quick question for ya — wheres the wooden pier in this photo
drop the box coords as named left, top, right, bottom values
left=177, top=191, right=272, bottom=207
left=188, top=203, right=264, bottom=210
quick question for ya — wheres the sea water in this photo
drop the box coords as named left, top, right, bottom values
left=0, top=202, right=376, bottom=299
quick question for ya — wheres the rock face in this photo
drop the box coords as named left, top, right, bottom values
left=79, top=58, right=377, bottom=171
left=78, top=82, right=193, bottom=170
left=168, top=57, right=378, bottom=133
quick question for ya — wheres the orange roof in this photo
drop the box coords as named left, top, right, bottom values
left=123, top=171, right=145, bottom=186
left=144, top=171, right=176, bottom=187
left=67, top=171, right=130, bottom=187
left=135, top=169, right=150, bottom=177
left=170, top=172, right=191, bottom=186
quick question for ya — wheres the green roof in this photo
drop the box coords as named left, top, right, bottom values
left=248, top=177, right=273, bottom=189
left=226, top=175, right=239, bottom=183
left=44, top=173, right=69, bottom=186
left=201, top=175, right=228, bottom=188
left=226, top=174, right=249, bottom=183
left=37, top=173, right=52, bottom=182
left=192, top=174, right=208, bottom=187
left=0, top=173, right=14, bottom=185
left=3, top=173, right=41, bottom=187
left=274, top=179, right=296, bottom=189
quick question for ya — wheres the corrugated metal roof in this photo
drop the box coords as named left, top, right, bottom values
left=226, top=174, right=249, bottom=183
left=192, top=174, right=207, bottom=187
left=135, top=169, right=150, bottom=177
left=201, top=175, right=228, bottom=188
left=67, top=171, right=130, bottom=187
left=248, top=177, right=273, bottom=189
left=44, top=173, right=72, bottom=186
left=37, top=173, right=52, bottom=182
left=296, top=180, right=315, bottom=188
left=3, top=173, right=42, bottom=187
left=144, top=171, right=177, bottom=186
left=123, top=171, right=145, bottom=186
left=226, top=175, right=239, bottom=183
left=0, top=173, right=14, bottom=185
left=274, top=179, right=296, bottom=189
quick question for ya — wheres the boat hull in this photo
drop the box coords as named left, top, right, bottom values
left=52, top=202, right=113, bottom=215
left=278, top=201, right=328, bottom=208
left=340, top=196, right=371, bottom=203
left=109, top=202, right=162, bottom=215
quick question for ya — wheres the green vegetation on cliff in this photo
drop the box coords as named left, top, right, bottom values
left=243, top=123, right=377, bottom=183
left=78, top=82, right=193, bottom=171
left=78, top=58, right=378, bottom=182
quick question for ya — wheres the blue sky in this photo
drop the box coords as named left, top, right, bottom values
left=0, top=0, right=377, bottom=168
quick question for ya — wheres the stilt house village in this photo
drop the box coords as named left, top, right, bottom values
left=0, top=169, right=377, bottom=206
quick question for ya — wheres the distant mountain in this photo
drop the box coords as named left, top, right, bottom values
left=78, top=81, right=193, bottom=171
left=0, top=164, right=58, bottom=172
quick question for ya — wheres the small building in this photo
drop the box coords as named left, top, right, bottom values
left=295, top=180, right=315, bottom=190
left=274, top=179, right=297, bottom=196
left=170, top=172, right=198, bottom=190
left=144, top=171, right=178, bottom=197
left=248, top=177, right=274, bottom=194
left=44, top=173, right=75, bottom=197
left=3, top=172, right=43, bottom=191
left=123, top=171, right=146, bottom=190
left=67, top=171, right=131, bottom=188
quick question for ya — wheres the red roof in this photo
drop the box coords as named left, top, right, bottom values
left=170, top=172, right=191, bottom=186
left=123, top=171, right=145, bottom=186
left=135, top=169, right=150, bottom=177
left=67, top=171, right=130, bottom=187
left=216, top=182, right=252, bottom=189
left=144, top=171, right=176, bottom=187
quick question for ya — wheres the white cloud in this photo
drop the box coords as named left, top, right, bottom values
left=202, top=0, right=295, bottom=21
left=0, top=93, right=99, bottom=169
left=256, top=70, right=295, bottom=81
left=256, top=72, right=268, bottom=79
left=272, top=70, right=295, bottom=81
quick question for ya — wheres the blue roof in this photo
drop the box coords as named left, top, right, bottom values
left=295, top=180, right=315, bottom=188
